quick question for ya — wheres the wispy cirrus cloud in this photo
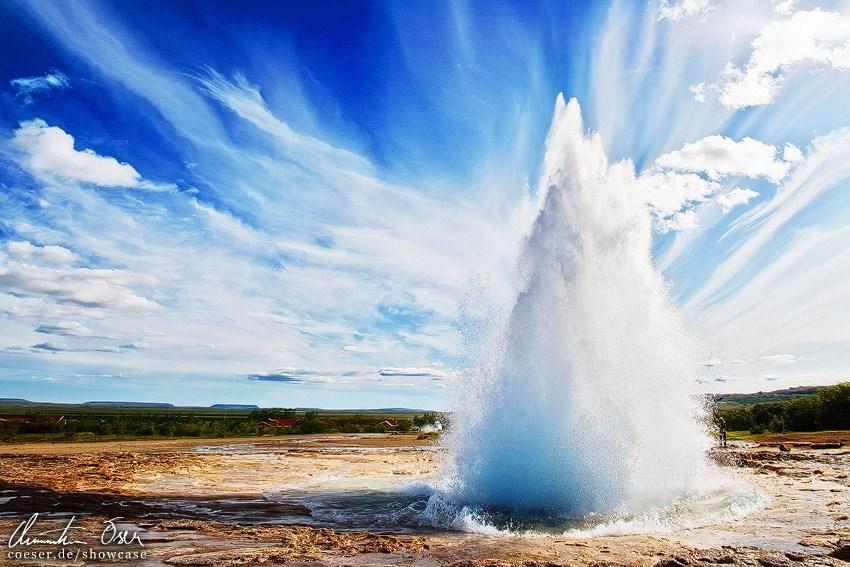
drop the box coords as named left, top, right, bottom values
left=1, top=0, right=849, bottom=407
left=683, top=128, right=850, bottom=388
left=0, top=1, right=531, bottom=408
left=760, top=354, right=799, bottom=365
left=686, top=127, right=850, bottom=312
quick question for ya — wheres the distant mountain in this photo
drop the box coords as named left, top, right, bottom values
left=716, top=386, right=823, bottom=406
left=0, top=398, right=32, bottom=406
left=293, top=407, right=428, bottom=413
left=210, top=404, right=259, bottom=409
left=84, top=401, right=175, bottom=408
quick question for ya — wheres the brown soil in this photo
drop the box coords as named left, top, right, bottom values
left=0, top=433, right=847, bottom=566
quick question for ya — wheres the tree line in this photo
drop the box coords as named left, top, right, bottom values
left=719, top=382, right=850, bottom=434
left=0, top=409, right=445, bottom=442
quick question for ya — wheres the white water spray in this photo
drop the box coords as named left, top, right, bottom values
left=440, top=96, right=744, bottom=526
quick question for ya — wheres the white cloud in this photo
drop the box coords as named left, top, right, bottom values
left=31, top=341, right=66, bottom=352
left=11, top=119, right=142, bottom=187
left=773, top=0, right=797, bottom=17
left=248, top=368, right=333, bottom=383
left=10, top=70, right=69, bottom=101
left=689, top=82, right=706, bottom=102
left=342, top=344, right=380, bottom=353
left=656, top=209, right=699, bottom=233
left=716, top=63, right=775, bottom=109
left=27, top=341, right=130, bottom=354
left=0, top=260, right=158, bottom=311
left=7, top=241, right=79, bottom=264
left=716, top=187, right=759, bottom=213
left=783, top=143, right=803, bottom=164
left=702, top=357, right=753, bottom=368
left=656, top=135, right=794, bottom=183
left=35, top=321, right=94, bottom=337
left=247, top=367, right=385, bottom=384
left=760, top=353, right=799, bottom=364
left=378, top=366, right=456, bottom=378
left=636, top=135, right=788, bottom=231
left=717, top=9, right=850, bottom=109
left=658, top=0, right=715, bottom=22
left=637, top=171, right=718, bottom=219
left=636, top=136, right=788, bottom=232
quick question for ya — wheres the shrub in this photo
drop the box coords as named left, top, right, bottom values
left=766, top=415, right=786, bottom=433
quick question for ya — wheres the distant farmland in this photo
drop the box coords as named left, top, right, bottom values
left=0, top=400, right=444, bottom=443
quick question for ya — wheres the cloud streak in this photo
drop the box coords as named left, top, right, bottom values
left=10, top=70, right=69, bottom=102
left=658, top=0, right=715, bottom=22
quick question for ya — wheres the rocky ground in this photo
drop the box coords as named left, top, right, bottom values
left=0, top=434, right=847, bottom=566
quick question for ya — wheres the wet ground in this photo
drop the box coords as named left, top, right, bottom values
left=0, top=433, right=848, bottom=565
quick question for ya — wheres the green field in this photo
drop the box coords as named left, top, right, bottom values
left=726, top=429, right=850, bottom=443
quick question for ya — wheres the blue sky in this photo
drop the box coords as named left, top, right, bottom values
left=1, top=0, right=850, bottom=408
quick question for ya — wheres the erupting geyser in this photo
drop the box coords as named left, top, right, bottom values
left=442, top=95, right=726, bottom=524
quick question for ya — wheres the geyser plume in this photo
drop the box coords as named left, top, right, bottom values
left=445, top=95, right=717, bottom=520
